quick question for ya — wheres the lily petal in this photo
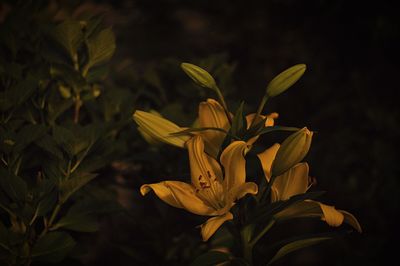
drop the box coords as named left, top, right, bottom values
left=141, top=181, right=215, bottom=216
left=140, top=182, right=182, bottom=209
left=229, top=182, right=259, bottom=201
left=199, top=99, right=229, bottom=157
left=133, top=110, right=190, bottom=148
left=271, top=163, right=309, bottom=201
left=245, top=112, right=278, bottom=129
left=187, top=136, right=220, bottom=190
left=318, top=202, right=344, bottom=227
left=257, top=143, right=280, bottom=182
left=220, top=140, right=248, bottom=192
left=200, top=212, right=233, bottom=241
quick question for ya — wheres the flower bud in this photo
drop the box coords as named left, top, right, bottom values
left=181, top=63, right=217, bottom=90
left=272, top=127, right=313, bottom=176
left=266, top=64, right=306, bottom=97
left=133, top=110, right=190, bottom=148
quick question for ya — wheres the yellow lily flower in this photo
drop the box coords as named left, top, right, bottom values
left=257, top=145, right=362, bottom=232
left=199, top=98, right=278, bottom=157
left=133, top=110, right=190, bottom=148
left=141, top=135, right=258, bottom=241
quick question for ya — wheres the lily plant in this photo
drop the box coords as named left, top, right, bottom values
left=133, top=62, right=361, bottom=265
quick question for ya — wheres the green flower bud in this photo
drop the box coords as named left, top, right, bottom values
left=181, top=63, right=217, bottom=90
left=133, top=110, right=191, bottom=148
left=272, top=127, right=313, bottom=176
left=266, top=64, right=306, bottom=97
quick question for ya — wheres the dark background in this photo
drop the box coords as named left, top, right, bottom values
left=89, top=0, right=400, bottom=265
left=3, top=0, right=399, bottom=265
left=108, top=1, right=398, bottom=265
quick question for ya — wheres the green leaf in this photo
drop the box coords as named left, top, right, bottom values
left=0, top=168, right=27, bottom=204
left=230, top=102, right=246, bottom=137
left=59, top=173, right=97, bottom=203
left=267, top=237, right=331, bottom=265
left=31, top=232, right=76, bottom=263
left=86, top=28, right=116, bottom=70
left=170, top=127, right=229, bottom=136
left=36, top=180, right=58, bottom=216
left=52, top=213, right=98, bottom=233
left=190, top=251, right=230, bottom=266
left=35, top=134, right=64, bottom=160
left=50, top=19, right=83, bottom=61
left=257, top=125, right=300, bottom=136
left=14, top=124, right=47, bottom=152
left=249, top=191, right=325, bottom=224
left=266, top=64, right=306, bottom=97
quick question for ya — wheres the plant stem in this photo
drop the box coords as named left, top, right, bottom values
left=250, top=219, right=275, bottom=246
left=241, top=229, right=254, bottom=265
left=214, top=85, right=232, bottom=125
left=73, top=96, right=82, bottom=124
left=250, top=95, right=269, bottom=127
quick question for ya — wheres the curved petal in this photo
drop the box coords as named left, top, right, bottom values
left=274, top=200, right=360, bottom=230
left=220, top=141, right=248, bottom=192
left=341, top=210, right=362, bottom=233
left=272, top=163, right=309, bottom=201
left=229, top=182, right=258, bottom=201
left=140, top=182, right=182, bottom=209
left=245, top=112, right=278, bottom=129
left=200, top=212, right=233, bottom=241
left=257, top=143, right=280, bottom=181
left=141, top=181, right=215, bottom=216
left=198, top=99, right=229, bottom=157
left=133, top=110, right=190, bottom=148
left=318, top=202, right=344, bottom=227
left=187, top=136, right=220, bottom=190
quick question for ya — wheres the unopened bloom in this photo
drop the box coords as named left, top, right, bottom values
left=141, top=135, right=258, bottom=241
left=271, top=127, right=313, bottom=176
left=133, top=110, right=190, bottom=148
left=257, top=145, right=362, bottom=232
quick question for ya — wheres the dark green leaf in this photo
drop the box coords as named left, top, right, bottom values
left=249, top=191, right=325, bottom=224
left=14, top=124, right=47, bottom=152
left=50, top=20, right=83, bottom=61
left=170, top=127, right=228, bottom=136
left=230, top=102, right=246, bottom=137
left=86, top=28, right=116, bottom=70
left=0, top=168, right=27, bottom=203
left=35, top=134, right=64, bottom=159
left=50, top=63, right=87, bottom=92
left=267, top=237, right=331, bottom=265
left=31, top=232, right=76, bottom=263
left=59, top=173, right=97, bottom=203
left=52, top=213, right=99, bottom=233
left=190, top=251, right=230, bottom=266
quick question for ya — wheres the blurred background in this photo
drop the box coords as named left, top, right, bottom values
left=1, top=0, right=399, bottom=265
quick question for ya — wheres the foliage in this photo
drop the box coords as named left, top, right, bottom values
left=0, top=2, right=125, bottom=265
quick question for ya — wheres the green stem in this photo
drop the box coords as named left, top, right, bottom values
left=241, top=229, right=254, bottom=265
left=250, top=95, right=269, bottom=127
left=38, top=204, right=61, bottom=238
left=250, top=219, right=275, bottom=246
left=214, top=85, right=232, bottom=125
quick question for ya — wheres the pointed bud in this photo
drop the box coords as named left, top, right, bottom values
left=266, top=64, right=306, bottom=97
left=272, top=127, right=313, bottom=176
left=133, top=110, right=190, bottom=148
left=181, top=63, right=217, bottom=90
